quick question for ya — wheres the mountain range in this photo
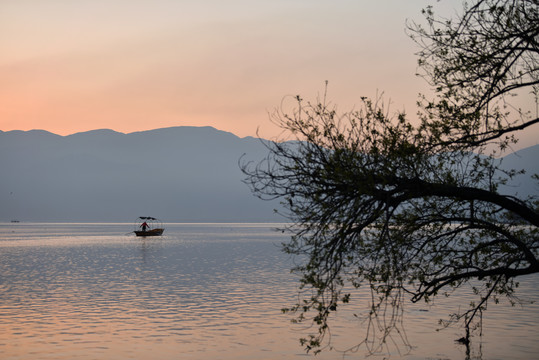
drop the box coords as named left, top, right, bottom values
left=0, top=127, right=278, bottom=222
left=0, top=126, right=537, bottom=222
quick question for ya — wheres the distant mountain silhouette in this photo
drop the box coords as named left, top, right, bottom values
left=0, top=127, right=280, bottom=222
left=0, top=127, right=537, bottom=222
left=498, top=144, right=539, bottom=200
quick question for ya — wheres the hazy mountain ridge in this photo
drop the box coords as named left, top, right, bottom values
left=498, top=145, right=539, bottom=200
left=0, top=127, right=537, bottom=222
left=0, top=127, right=276, bottom=222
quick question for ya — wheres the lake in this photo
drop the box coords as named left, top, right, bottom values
left=1, top=222, right=538, bottom=359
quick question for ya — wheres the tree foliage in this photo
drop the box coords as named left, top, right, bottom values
left=409, top=0, right=539, bottom=151
left=242, top=0, right=539, bottom=355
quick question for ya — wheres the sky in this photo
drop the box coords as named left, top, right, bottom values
left=1, top=0, right=537, bottom=148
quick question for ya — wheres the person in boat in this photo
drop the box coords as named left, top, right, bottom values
left=140, top=221, right=149, bottom=232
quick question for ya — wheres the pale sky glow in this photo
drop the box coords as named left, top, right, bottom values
left=1, top=0, right=537, bottom=148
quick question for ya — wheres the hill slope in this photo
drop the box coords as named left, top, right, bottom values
left=0, top=127, right=278, bottom=222
left=0, top=127, right=537, bottom=222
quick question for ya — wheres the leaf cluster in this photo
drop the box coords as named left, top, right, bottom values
left=409, top=0, right=539, bottom=152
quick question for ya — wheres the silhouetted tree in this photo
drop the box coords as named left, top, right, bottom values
left=242, top=0, right=538, bottom=355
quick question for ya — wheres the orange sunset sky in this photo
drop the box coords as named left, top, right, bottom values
left=1, top=0, right=537, bottom=148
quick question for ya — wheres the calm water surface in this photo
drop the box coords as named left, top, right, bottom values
left=0, top=223, right=538, bottom=359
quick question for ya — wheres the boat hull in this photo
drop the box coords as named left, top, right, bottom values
left=134, top=228, right=164, bottom=237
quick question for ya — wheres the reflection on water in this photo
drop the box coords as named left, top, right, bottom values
left=0, top=223, right=538, bottom=359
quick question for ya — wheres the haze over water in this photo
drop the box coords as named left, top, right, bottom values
left=1, top=223, right=538, bottom=359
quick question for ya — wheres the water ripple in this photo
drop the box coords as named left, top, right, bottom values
left=0, top=223, right=538, bottom=359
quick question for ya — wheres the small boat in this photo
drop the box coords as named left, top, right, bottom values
left=134, top=216, right=164, bottom=237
